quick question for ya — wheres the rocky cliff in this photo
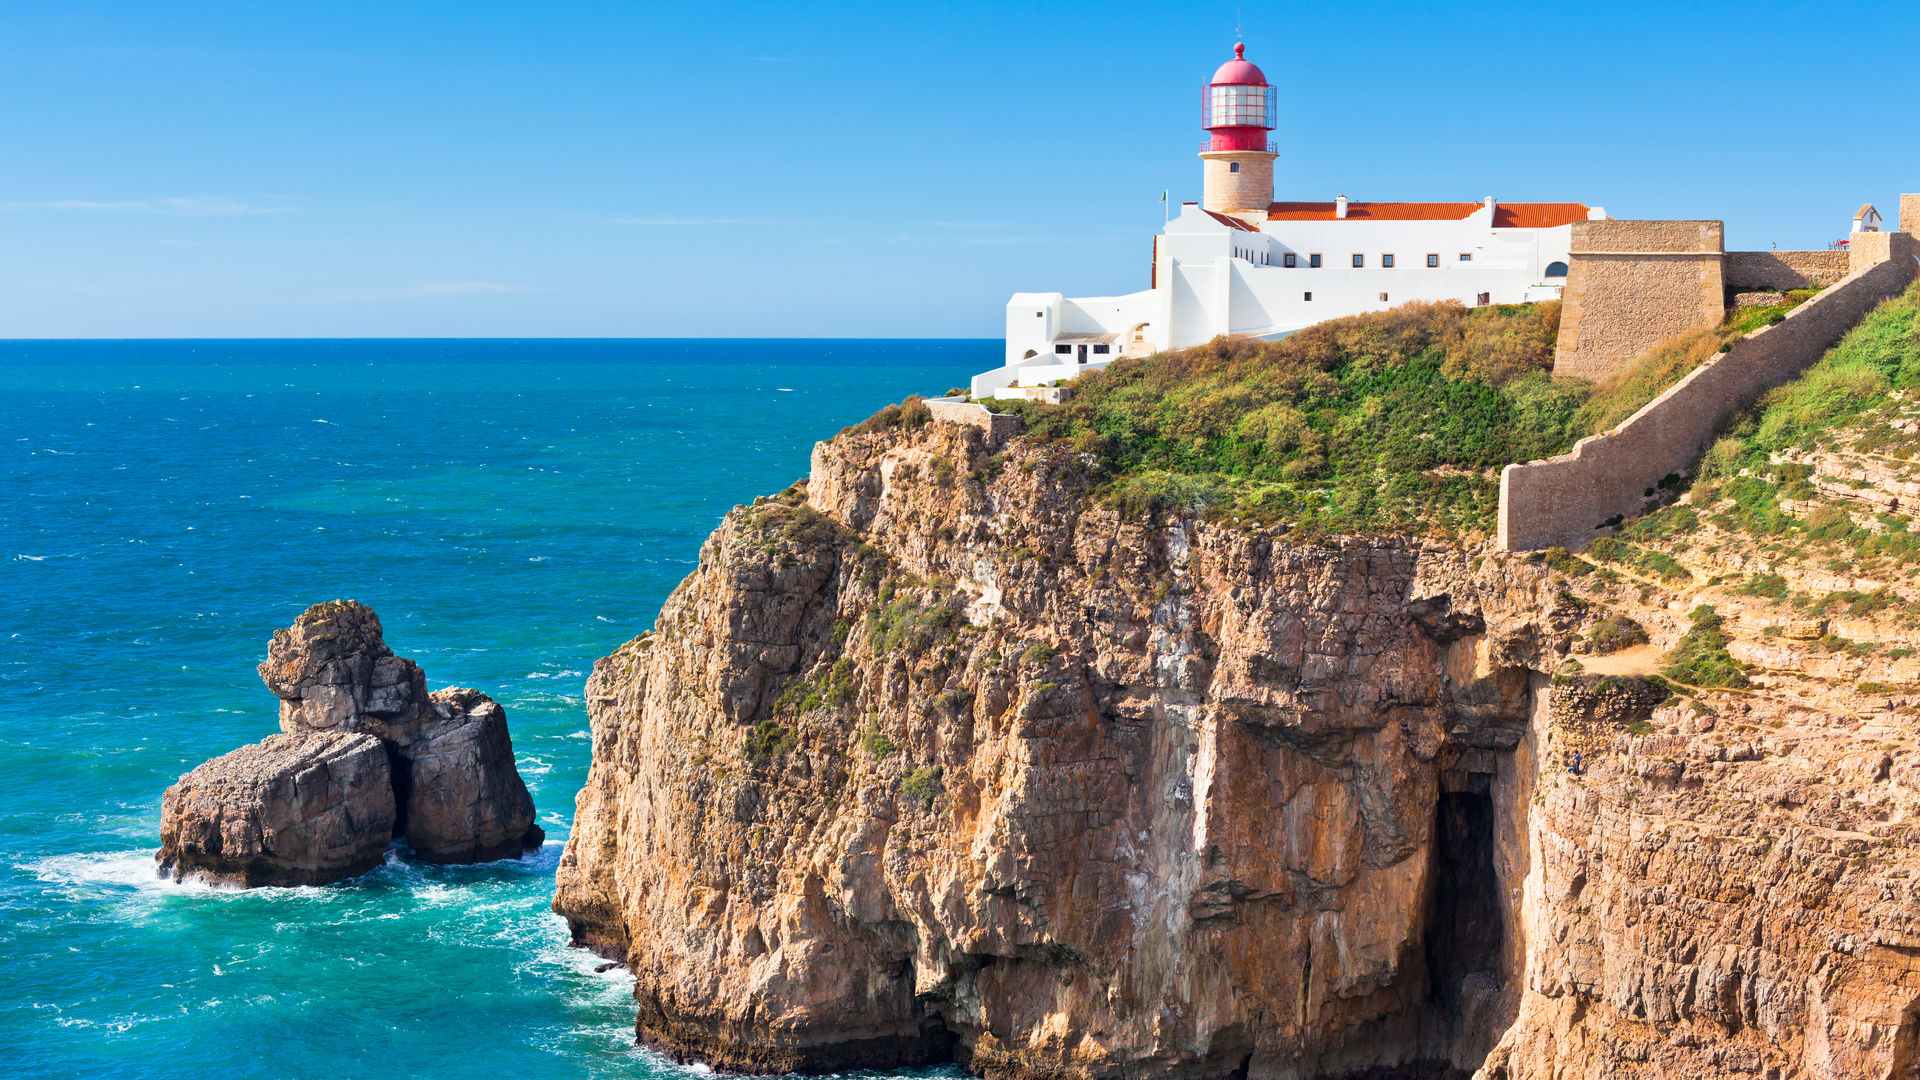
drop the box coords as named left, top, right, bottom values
left=159, top=600, right=543, bottom=886
left=555, top=412, right=1920, bottom=1080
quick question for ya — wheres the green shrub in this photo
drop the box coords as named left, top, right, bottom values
left=1737, top=573, right=1790, bottom=600
left=745, top=720, right=796, bottom=759
left=1019, top=641, right=1055, bottom=666
left=1541, top=546, right=1596, bottom=577
left=1589, top=616, right=1649, bottom=654
left=863, top=730, right=896, bottom=758
left=1662, top=605, right=1749, bottom=688
left=902, top=765, right=942, bottom=807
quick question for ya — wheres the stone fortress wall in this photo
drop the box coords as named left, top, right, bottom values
left=1499, top=223, right=1920, bottom=553
left=1551, top=220, right=1727, bottom=380
left=1553, top=221, right=1859, bottom=381
left=925, top=397, right=1022, bottom=448
left=1724, top=249, right=1850, bottom=290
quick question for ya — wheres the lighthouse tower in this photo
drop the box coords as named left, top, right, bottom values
left=1199, top=43, right=1276, bottom=218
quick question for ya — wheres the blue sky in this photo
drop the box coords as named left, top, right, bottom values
left=1, top=1, right=1914, bottom=338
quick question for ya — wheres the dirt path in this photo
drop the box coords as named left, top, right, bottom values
left=1580, top=644, right=1662, bottom=676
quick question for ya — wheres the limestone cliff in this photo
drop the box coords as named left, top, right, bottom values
left=556, top=419, right=1573, bottom=1078
left=557, top=410, right=1920, bottom=1079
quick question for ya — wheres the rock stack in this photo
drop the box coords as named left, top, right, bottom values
left=158, top=600, right=543, bottom=887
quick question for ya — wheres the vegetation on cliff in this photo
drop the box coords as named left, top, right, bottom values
left=990, top=301, right=1585, bottom=537
left=1687, top=284, right=1920, bottom=572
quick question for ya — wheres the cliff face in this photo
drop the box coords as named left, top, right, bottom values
left=556, top=416, right=1920, bottom=1080
left=554, top=421, right=1575, bottom=1078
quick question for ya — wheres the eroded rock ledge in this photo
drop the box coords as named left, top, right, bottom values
left=158, top=600, right=542, bottom=886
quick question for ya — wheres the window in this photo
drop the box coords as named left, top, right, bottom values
left=1035, top=311, right=1044, bottom=317
left=1283, top=252, right=1297, bottom=268
left=1476, top=292, right=1491, bottom=305
left=1206, top=82, right=1273, bottom=128
left=1545, top=260, right=1570, bottom=278
left=1054, top=344, right=1071, bottom=354
left=1382, top=254, right=1395, bottom=268
left=1459, top=253, right=1472, bottom=262
left=1351, top=253, right=1364, bottom=268
left=1228, top=162, right=1240, bottom=173
left=1309, top=253, right=1322, bottom=268
left=1093, top=344, right=1110, bottom=355
left=1427, top=253, right=1439, bottom=268
left=1379, top=292, right=1389, bottom=302
left=1303, top=292, right=1313, bottom=301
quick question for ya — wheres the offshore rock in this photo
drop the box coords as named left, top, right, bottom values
left=158, top=600, right=540, bottom=887
left=259, top=598, right=433, bottom=746
left=554, top=420, right=1568, bottom=1079
left=157, top=730, right=394, bottom=887
left=408, top=687, right=545, bottom=862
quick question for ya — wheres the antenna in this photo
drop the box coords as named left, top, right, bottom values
left=1236, top=6, right=1242, bottom=40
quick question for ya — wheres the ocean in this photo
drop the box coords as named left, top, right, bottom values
left=0, top=339, right=994, bottom=1080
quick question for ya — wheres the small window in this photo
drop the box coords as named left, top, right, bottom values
left=1544, top=260, right=1570, bottom=278
left=1303, top=291, right=1313, bottom=301
left=1459, top=253, right=1472, bottom=262
left=1382, top=254, right=1395, bottom=268
left=1035, top=311, right=1043, bottom=317
left=1426, top=253, right=1439, bottom=268
left=1229, top=162, right=1240, bottom=173
left=1379, top=292, right=1389, bottom=302
left=1283, top=252, right=1297, bottom=268
left=1054, top=344, right=1071, bottom=354
left=1093, top=343, right=1110, bottom=355
left=1477, top=292, right=1491, bottom=305
left=1309, top=253, right=1322, bottom=268
left=1351, top=254, right=1364, bottom=268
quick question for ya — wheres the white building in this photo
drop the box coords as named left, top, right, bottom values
left=975, top=43, right=1605, bottom=400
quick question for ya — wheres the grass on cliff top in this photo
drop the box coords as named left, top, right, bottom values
left=987, top=300, right=1589, bottom=538
left=1686, top=284, right=1920, bottom=548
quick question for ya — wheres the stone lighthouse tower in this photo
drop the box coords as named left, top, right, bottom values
left=1199, top=42, right=1276, bottom=218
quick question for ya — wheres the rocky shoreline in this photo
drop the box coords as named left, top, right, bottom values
left=158, top=600, right=542, bottom=887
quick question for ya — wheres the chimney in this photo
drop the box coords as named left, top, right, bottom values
left=1484, top=195, right=1496, bottom=215
left=1335, top=195, right=1348, bottom=219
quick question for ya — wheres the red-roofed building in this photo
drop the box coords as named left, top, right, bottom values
left=977, top=41, right=1606, bottom=398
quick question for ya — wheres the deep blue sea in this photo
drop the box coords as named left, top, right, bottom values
left=0, top=340, right=991, bottom=1080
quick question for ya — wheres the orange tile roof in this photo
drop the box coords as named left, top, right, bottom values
left=1264, top=201, right=1591, bottom=228
left=1201, top=208, right=1260, bottom=232
left=1492, top=203, right=1592, bottom=228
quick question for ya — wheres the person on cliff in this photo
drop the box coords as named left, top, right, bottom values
left=1568, top=750, right=1583, bottom=776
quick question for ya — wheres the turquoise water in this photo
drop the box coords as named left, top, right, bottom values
left=0, top=340, right=989, bottom=1080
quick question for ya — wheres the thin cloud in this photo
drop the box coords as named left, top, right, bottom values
left=607, top=216, right=803, bottom=226
left=338, top=281, right=546, bottom=302
left=0, top=196, right=287, bottom=216
left=412, top=281, right=541, bottom=296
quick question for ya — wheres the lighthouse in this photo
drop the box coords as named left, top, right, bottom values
left=1199, top=42, right=1276, bottom=217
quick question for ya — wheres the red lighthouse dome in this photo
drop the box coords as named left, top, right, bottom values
left=1202, top=42, right=1274, bottom=152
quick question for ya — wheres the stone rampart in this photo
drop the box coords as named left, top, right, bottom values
left=1903, top=193, right=1920, bottom=233
left=1724, top=249, right=1849, bottom=290
left=1553, top=220, right=1726, bottom=380
left=926, top=397, right=1022, bottom=448
left=1500, top=234, right=1920, bottom=552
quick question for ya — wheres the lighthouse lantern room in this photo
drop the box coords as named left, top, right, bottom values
left=1199, top=42, right=1277, bottom=216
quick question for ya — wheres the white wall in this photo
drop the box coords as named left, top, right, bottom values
left=990, top=203, right=1579, bottom=391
